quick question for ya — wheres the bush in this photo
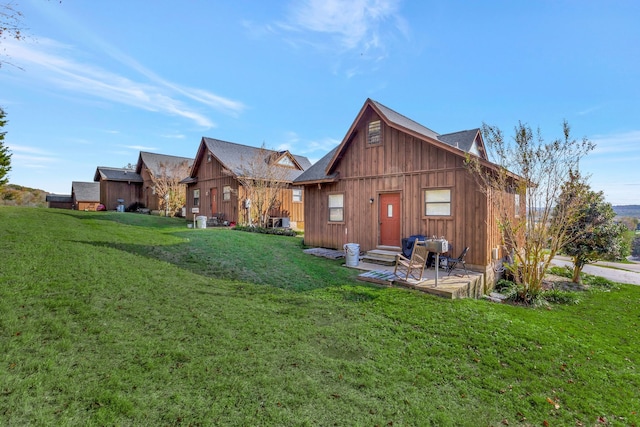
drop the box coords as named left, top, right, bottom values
left=541, top=289, right=580, bottom=305
left=582, top=274, right=619, bottom=290
left=233, top=225, right=297, bottom=237
left=547, top=266, right=573, bottom=279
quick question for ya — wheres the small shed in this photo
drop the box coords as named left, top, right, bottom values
left=71, top=181, right=101, bottom=211
left=46, top=194, right=73, bottom=209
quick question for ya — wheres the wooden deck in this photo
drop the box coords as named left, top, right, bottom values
left=353, top=260, right=485, bottom=299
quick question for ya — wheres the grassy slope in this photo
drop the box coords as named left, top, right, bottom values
left=0, top=207, right=638, bottom=426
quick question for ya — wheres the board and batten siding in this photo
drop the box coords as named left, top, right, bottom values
left=99, top=181, right=142, bottom=210
left=302, top=108, right=502, bottom=268
left=185, top=152, right=305, bottom=228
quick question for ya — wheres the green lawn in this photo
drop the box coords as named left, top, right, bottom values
left=1, top=207, right=638, bottom=426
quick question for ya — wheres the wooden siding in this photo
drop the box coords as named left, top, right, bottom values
left=139, top=167, right=160, bottom=211
left=302, top=106, right=514, bottom=268
left=98, top=180, right=143, bottom=210
left=185, top=152, right=305, bottom=229
left=48, top=201, right=73, bottom=209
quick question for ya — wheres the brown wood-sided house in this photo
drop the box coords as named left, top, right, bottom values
left=71, top=181, right=101, bottom=211
left=93, top=166, right=143, bottom=210
left=184, top=138, right=311, bottom=229
left=293, top=99, right=521, bottom=282
left=46, top=194, right=73, bottom=209
left=136, top=152, right=194, bottom=212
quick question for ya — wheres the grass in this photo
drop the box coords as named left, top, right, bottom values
left=1, top=207, right=639, bottom=426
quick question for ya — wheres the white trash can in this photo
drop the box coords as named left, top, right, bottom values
left=344, top=243, right=360, bottom=267
left=196, top=215, right=207, bottom=229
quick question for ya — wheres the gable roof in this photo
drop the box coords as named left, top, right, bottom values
left=71, top=181, right=100, bottom=202
left=190, top=137, right=312, bottom=183
left=294, top=99, right=487, bottom=185
left=370, top=99, right=440, bottom=140
left=437, top=129, right=483, bottom=156
left=136, top=151, right=194, bottom=178
left=292, top=147, right=339, bottom=184
left=94, top=166, right=143, bottom=183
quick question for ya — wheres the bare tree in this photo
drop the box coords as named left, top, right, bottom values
left=150, top=160, right=190, bottom=217
left=232, top=145, right=293, bottom=227
left=466, top=121, right=594, bottom=301
left=1, top=2, right=24, bottom=68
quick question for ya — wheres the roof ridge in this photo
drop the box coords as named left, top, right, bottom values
left=370, top=99, right=440, bottom=137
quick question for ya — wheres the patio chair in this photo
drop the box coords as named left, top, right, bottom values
left=394, top=241, right=429, bottom=281
left=445, top=247, right=470, bottom=276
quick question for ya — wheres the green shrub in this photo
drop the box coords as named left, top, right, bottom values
left=233, top=224, right=297, bottom=237
left=583, top=274, right=619, bottom=290
left=541, top=289, right=581, bottom=305
left=547, top=265, right=574, bottom=278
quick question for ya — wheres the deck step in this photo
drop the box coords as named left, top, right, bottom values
left=361, top=249, right=400, bottom=266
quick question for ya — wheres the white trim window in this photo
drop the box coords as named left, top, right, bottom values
left=223, top=185, right=231, bottom=201
left=292, top=188, right=302, bottom=203
left=193, top=189, right=200, bottom=207
left=424, top=189, right=451, bottom=216
left=328, top=193, right=344, bottom=222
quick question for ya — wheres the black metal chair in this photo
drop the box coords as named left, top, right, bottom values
left=445, top=247, right=470, bottom=276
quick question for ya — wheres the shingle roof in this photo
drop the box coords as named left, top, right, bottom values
left=295, top=99, right=483, bottom=184
left=94, top=166, right=143, bottom=183
left=137, top=152, right=194, bottom=178
left=201, top=138, right=312, bottom=182
left=371, top=99, right=440, bottom=140
left=46, top=194, right=72, bottom=203
left=292, top=147, right=339, bottom=184
left=437, top=129, right=480, bottom=153
left=72, top=181, right=100, bottom=202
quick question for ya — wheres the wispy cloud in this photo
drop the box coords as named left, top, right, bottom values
left=590, top=130, right=640, bottom=155
left=3, top=37, right=246, bottom=128
left=122, top=145, right=157, bottom=151
left=277, top=131, right=340, bottom=158
left=7, top=144, right=59, bottom=169
left=285, top=0, right=404, bottom=52
left=272, top=0, right=407, bottom=76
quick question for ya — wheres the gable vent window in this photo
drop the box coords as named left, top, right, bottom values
left=368, top=120, right=381, bottom=145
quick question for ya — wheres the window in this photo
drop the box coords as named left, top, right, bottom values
left=368, top=120, right=381, bottom=145
left=328, top=193, right=344, bottom=222
left=223, top=185, right=231, bottom=201
left=193, top=189, right=200, bottom=207
left=424, top=189, right=451, bottom=216
left=514, top=193, right=520, bottom=217
left=292, top=188, right=302, bottom=203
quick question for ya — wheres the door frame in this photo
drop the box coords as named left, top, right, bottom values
left=378, top=191, right=402, bottom=247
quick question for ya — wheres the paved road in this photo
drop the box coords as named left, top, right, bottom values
left=551, top=256, right=640, bottom=286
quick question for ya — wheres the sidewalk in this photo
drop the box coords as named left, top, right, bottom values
left=551, top=256, right=640, bottom=286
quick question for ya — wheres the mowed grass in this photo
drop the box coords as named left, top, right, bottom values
left=0, top=207, right=639, bottom=426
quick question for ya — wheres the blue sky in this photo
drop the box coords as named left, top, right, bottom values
left=1, top=0, right=639, bottom=204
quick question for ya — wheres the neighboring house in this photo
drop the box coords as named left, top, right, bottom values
left=183, top=137, right=311, bottom=229
left=293, top=98, right=520, bottom=281
left=136, top=151, right=194, bottom=212
left=93, top=166, right=143, bottom=210
left=46, top=194, right=73, bottom=209
left=71, top=181, right=101, bottom=211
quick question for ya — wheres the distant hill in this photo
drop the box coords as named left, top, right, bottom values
left=613, top=205, right=640, bottom=218
left=0, top=184, right=48, bottom=207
